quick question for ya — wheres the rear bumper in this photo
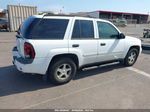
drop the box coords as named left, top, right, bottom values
left=12, top=46, right=48, bottom=75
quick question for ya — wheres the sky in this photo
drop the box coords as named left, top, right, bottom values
left=0, top=0, right=150, bottom=14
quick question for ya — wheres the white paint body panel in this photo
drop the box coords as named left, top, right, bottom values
left=97, top=39, right=125, bottom=61
left=12, top=16, right=142, bottom=75
left=69, top=40, right=98, bottom=66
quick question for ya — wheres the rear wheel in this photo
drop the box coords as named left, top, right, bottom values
left=124, top=48, right=139, bottom=66
left=48, top=58, right=77, bottom=85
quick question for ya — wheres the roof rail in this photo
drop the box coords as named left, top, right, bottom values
left=41, top=13, right=98, bottom=18
left=42, top=13, right=73, bottom=17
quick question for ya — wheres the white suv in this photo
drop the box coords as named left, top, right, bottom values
left=12, top=15, right=142, bottom=84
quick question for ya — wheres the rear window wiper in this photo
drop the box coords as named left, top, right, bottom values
left=16, top=31, right=23, bottom=39
left=16, top=35, right=22, bottom=38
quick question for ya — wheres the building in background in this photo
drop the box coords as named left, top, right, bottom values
left=72, top=10, right=149, bottom=24
left=1, top=5, right=149, bottom=32
left=98, top=10, right=149, bottom=24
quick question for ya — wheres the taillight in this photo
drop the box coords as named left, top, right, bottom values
left=24, top=42, right=35, bottom=59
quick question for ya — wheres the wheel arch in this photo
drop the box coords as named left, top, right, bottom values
left=129, top=46, right=140, bottom=54
left=124, top=45, right=140, bottom=58
left=47, top=53, right=79, bottom=73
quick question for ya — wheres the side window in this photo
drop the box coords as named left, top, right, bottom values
left=97, top=21, right=119, bottom=39
left=29, top=19, right=69, bottom=39
left=72, top=20, right=80, bottom=38
left=72, top=20, right=94, bottom=39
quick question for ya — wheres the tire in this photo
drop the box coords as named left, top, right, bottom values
left=124, top=48, right=139, bottom=66
left=48, top=58, right=77, bottom=85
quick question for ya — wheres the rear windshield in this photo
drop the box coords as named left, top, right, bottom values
left=20, top=18, right=69, bottom=39
left=20, top=17, right=34, bottom=37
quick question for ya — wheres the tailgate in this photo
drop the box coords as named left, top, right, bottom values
left=16, top=34, right=25, bottom=57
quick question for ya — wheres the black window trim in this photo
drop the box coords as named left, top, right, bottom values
left=97, top=21, right=120, bottom=40
left=71, top=19, right=96, bottom=40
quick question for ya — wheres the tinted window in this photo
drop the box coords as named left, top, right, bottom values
left=97, top=21, right=119, bottom=39
left=20, top=17, right=35, bottom=37
left=72, top=20, right=94, bottom=39
left=72, top=20, right=80, bottom=38
left=30, top=19, right=69, bottom=39
left=20, top=18, right=69, bottom=39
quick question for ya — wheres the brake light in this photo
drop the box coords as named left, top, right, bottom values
left=24, top=42, right=35, bottom=59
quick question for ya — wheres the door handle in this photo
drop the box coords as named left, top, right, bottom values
left=72, top=44, right=79, bottom=48
left=100, top=43, right=106, bottom=46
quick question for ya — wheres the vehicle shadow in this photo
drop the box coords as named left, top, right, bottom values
left=0, top=63, right=124, bottom=97
left=0, top=65, right=52, bottom=97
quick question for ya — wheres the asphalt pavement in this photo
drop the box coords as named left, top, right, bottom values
left=0, top=32, right=150, bottom=109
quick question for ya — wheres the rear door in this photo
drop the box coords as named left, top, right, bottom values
left=96, top=21, right=125, bottom=62
left=69, top=19, right=98, bottom=65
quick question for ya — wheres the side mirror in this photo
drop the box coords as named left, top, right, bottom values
left=118, top=33, right=125, bottom=39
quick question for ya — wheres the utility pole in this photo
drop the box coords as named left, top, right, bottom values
left=148, top=11, right=150, bottom=22
left=18, top=0, right=21, bottom=6
left=60, top=6, right=64, bottom=13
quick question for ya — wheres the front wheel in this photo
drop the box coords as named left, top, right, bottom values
left=48, top=58, right=77, bottom=85
left=123, top=48, right=139, bottom=66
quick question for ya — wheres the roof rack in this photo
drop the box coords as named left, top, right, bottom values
left=42, top=13, right=98, bottom=18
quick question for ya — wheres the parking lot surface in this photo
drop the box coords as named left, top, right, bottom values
left=0, top=32, right=150, bottom=109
